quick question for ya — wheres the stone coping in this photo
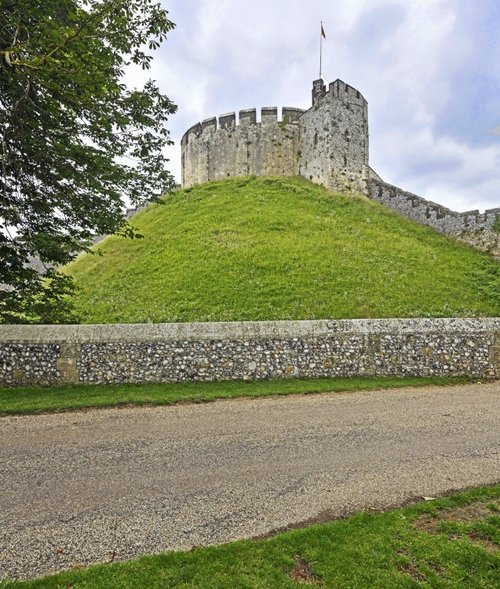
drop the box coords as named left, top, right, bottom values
left=1, top=318, right=499, bottom=343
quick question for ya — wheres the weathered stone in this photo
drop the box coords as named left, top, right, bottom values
left=299, top=79, right=369, bottom=195
left=181, top=105, right=303, bottom=185
left=56, top=342, right=81, bottom=383
left=0, top=319, right=498, bottom=386
left=368, top=180, right=500, bottom=246
left=181, top=79, right=368, bottom=195
left=180, top=79, right=499, bottom=244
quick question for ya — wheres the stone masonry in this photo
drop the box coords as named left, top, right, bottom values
left=181, top=79, right=499, bottom=245
left=181, top=106, right=304, bottom=186
left=369, top=179, right=500, bottom=256
left=1, top=318, right=498, bottom=386
left=299, top=79, right=369, bottom=195
left=181, top=79, right=368, bottom=195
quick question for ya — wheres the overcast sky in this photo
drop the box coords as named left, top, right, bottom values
left=130, top=0, right=500, bottom=213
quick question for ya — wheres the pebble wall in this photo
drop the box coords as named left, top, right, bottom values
left=0, top=318, right=498, bottom=386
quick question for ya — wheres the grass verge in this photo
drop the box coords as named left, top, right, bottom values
left=1, top=485, right=498, bottom=588
left=0, top=376, right=478, bottom=415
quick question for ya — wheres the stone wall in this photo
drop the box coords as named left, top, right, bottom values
left=181, top=107, right=304, bottom=187
left=299, top=79, right=369, bottom=195
left=368, top=179, right=500, bottom=256
left=368, top=179, right=500, bottom=234
left=458, top=229, right=500, bottom=259
left=181, top=79, right=370, bottom=195
left=1, top=318, right=498, bottom=386
left=180, top=79, right=499, bottom=246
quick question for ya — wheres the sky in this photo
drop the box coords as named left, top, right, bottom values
left=128, top=0, right=500, bottom=213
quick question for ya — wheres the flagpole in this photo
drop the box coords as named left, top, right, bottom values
left=319, top=21, right=323, bottom=78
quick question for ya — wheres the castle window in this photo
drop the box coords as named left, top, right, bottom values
left=343, top=154, right=347, bottom=167
left=314, top=132, right=318, bottom=146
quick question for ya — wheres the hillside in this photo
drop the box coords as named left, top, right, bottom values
left=66, top=176, right=500, bottom=323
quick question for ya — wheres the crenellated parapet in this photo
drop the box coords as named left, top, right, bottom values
left=179, top=78, right=499, bottom=252
left=368, top=179, right=500, bottom=255
left=181, top=106, right=306, bottom=146
left=181, top=80, right=369, bottom=192
left=181, top=107, right=306, bottom=187
left=300, top=79, right=369, bottom=195
left=368, top=179, right=500, bottom=233
left=312, top=78, right=367, bottom=108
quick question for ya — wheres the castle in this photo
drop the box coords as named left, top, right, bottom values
left=182, top=79, right=370, bottom=195
left=181, top=79, right=499, bottom=255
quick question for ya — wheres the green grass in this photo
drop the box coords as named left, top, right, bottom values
left=66, top=176, right=500, bottom=323
left=2, top=485, right=498, bottom=588
left=0, top=376, right=475, bottom=415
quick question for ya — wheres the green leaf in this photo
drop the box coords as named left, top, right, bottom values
left=0, top=0, right=177, bottom=323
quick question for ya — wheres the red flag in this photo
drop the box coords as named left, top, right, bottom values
left=321, top=24, right=326, bottom=39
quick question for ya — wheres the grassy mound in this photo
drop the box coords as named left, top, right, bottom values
left=66, top=176, right=500, bottom=323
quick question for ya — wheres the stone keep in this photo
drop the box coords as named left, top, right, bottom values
left=181, top=77, right=500, bottom=253
left=181, top=78, right=369, bottom=195
left=300, top=79, right=369, bottom=194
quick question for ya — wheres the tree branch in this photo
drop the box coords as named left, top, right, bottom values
left=43, top=2, right=116, bottom=62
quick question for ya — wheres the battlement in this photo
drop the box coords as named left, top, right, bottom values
left=312, top=78, right=367, bottom=108
left=329, top=79, right=367, bottom=104
left=368, top=179, right=500, bottom=234
left=179, top=77, right=499, bottom=253
left=182, top=79, right=369, bottom=193
left=181, top=104, right=308, bottom=186
left=181, top=106, right=306, bottom=149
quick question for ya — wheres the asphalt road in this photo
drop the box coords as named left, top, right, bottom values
left=1, top=382, right=499, bottom=580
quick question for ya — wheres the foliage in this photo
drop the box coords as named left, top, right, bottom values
left=1, top=485, right=498, bottom=587
left=0, top=0, right=177, bottom=323
left=278, top=115, right=289, bottom=128
left=67, top=176, right=500, bottom=323
left=3, top=269, right=77, bottom=324
left=492, top=215, right=500, bottom=234
left=0, top=376, right=475, bottom=415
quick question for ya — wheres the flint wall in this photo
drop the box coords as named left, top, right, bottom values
left=1, top=318, right=498, bottom=386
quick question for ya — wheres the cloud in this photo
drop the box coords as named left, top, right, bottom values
left=135, top=0, right=500, bottom=212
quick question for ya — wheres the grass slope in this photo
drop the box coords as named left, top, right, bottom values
left=67, top=176, right=500, bottom=323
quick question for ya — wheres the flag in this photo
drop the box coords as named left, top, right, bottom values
left=321, top=23, right=326, bottom=39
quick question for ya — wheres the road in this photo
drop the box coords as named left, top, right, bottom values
left=1, top=382, right=499, bottom=580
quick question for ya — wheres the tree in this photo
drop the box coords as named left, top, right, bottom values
left=0, top=0, right=177, bottom=323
